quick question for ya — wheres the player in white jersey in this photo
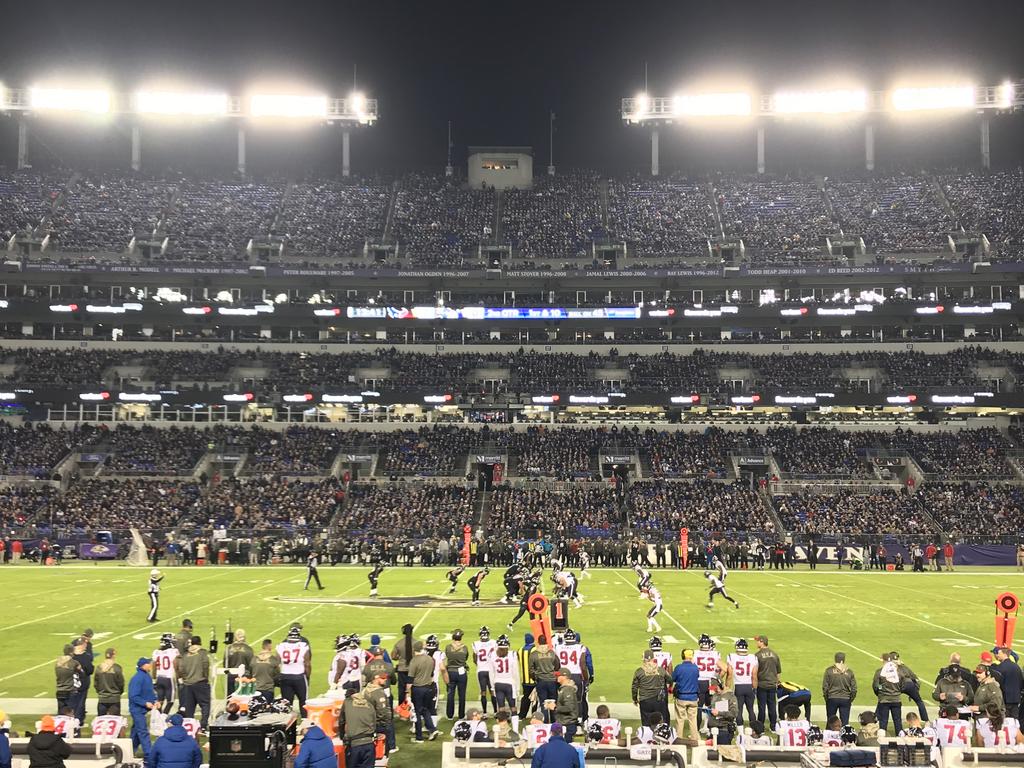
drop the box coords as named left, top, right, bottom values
left=90, top=713, right=126, bottom=740
left=579, top=549, right=591, bottom=578
left=705, top=571, right=739, bottom=609
left=328, top=635, right=348, bottom=689
left=179, top=717, right=202, bottom=738
left=822, top=716, right=844, bottom=746
left=775, top=705, right=811, bottom=746
left=51, top=713, right=79, bottom=739
left=635, top=716, right=678, bottom=745
left=556, top=628, right=591, bottom=721
left=152, top=633, right=179, bottom=713
left=935, top=706, right=973, bottom=747
left=633, top=563, right=652, bottom=594
left=643, top=585, right=663, bottom=632
left=975, top=708, right=1024, bottom=747
left=649, top=637, right=673, bottom=673
left=527, top=720, right=552, bottom=749
left=491, top=636, right=520, bottom=710
left=587, top=705, right=623, bottom=745
left=334, top=636, right=365, bottom=697
left=472, top=626, right=498, bottom=714
left=276, top=626, right=311, bottom=710
left=553, top=570, right=583, bottom=608
left=727, top=638, right=758, bottom=726
left=712, top=555, right=728, bottom=583
left=694, top=634, right=721, bottom=729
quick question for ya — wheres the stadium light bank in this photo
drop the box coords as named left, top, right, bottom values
left=1, top=83, right=377, bottom=177
left=623, top=80, right=1021, bottom=175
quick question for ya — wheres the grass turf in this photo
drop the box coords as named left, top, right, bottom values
left=0, top=562, right=1018, bottom=767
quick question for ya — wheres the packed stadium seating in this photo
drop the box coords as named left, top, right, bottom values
left=627, top=479, right=776, bottom=534
left=773, top=488, right=931, bottom=535
left=8, top=168, right=1024, bottom=264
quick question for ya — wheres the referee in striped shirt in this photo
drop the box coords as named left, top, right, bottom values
left=516, top=632, right=535, bottom=720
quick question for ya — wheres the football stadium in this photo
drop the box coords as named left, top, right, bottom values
left=2, top=2, right=1024, bottom=767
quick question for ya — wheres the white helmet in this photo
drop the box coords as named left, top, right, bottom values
left=150, top=568, right=160, bottom=576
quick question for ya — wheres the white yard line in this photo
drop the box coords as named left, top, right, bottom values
left=774, top=573, right=991, bottom=645
left=0, top=571, right=302, bottom=684
left=724, top=585, right=878, bottom=661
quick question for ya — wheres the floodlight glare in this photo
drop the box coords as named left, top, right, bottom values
left=673, top=92, right=751, bottom=116
left=998, top=81, right=1014, bottom=109
left=773, top=89, right=867, bottom=114
left=30, top=87, right=110, bottom=113
left=891, top=85, right=974, bottom=111
left=349, top=91, right=366, bottom=115
left=634, top=92, right=650, bottom=118
left=250, top=93, right=328, bottom=118
left=135, top=90, right=228, bottom=116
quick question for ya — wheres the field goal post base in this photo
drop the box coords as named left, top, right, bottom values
left=127, top=528, right=149, bottom=566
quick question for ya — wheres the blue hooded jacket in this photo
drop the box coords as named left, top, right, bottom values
left=148, top=718, right=202, bottom=768
left=294, top=726, right=336, bottom=768
left=129, top=662, right=157, bottom=712
left=0, top=726, right=12, bottom=768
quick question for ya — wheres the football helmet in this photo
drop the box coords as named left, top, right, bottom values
left=271, top=698, right=293, bottom=714
left=349, top=634, right=362, bottom=647
left=649, top=636, right=663, bottom=651
left=905, top=727, right=925, bottom=738
left=840, top=725, right=858, bottom=745
left=479, top=626, right=490, bottom=641
left=150, top=568, right=161, bottom=577
left=496, top=634, right=511, bottom=649
left=247, top=694, right=270, bottom=717
left=807, top=725, right=823, bottom=745
left=452, top=721, right=473, bottom=742
left=159, top=633, right=174, bottom=650
left=425, top=634, right=440, bottom=652
left=286, top=626, right=302, bottom=641
left=734, top=638, right=748, bottom=651
left=654, top=723, right=674, bottom=744
left=334, top=634, right=347, bottom=651
left=698, top=633, right=714, bottom=650
left=587, top=722, right=604, bottom=743
left=563, top=628, right=579, bottom=644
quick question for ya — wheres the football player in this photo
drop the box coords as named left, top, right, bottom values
left=367, top=561, right=385, bottom=597
left=633, top=563, right=653, bottom=593
left=649, top=637, right=673, bottom=673
left=579, top=549, right=591, bottom=579
left=775, top=704, right=811, bottom=746
left=711, top=555, right=728, bottom=583
left=822, top=715, right=844, bottom=746
left=147, top=568, right=163, bottom=623
left=276, top=626, right=311, bottom=710
left=491, top=635, right=519, bottom=711
left=642, top=585, right=663, bottom=633
left=468, top=566, right=489, bottom=606
left=726, top=638, right=758, bottom=726
left=500, top=562, right=522, bottom=604
left=934, top=704, right=973, bottom=747
left=705, top=570, right=739, bottom=610
left=472, top=627, right=497, bottom=714
left=507, top=583, right=534, bottom=629
left=446, top=564, right=466, bottom=595
left=90, top=705, right=126, bottom=741
left=587, top=704, right=624, bottom=745
left=152, top=633, right=179, bottom=714
left=328, top=635, right=348, bottom=689
left=694, top=634, right=721, bottom=728
left=556, top=628, right=591, bottom=721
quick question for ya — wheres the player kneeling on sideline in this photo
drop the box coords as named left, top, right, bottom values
left=450, top=708, right=489, bottom=742
left=587, top=704, right=625, bottom=746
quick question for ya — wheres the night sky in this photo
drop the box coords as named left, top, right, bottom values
left=3, top=0, right=1024, bottom=174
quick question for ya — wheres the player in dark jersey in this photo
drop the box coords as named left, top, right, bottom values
left=368, top=562, right=385, bottom=597
left=500, top=563, right=523, bottom=604
left=446, top=564, right=466, bottom=594
left=468, top=567, right=489, bottom=606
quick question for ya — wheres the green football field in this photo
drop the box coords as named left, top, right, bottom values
left=0, top=563, right=1018, bottom=767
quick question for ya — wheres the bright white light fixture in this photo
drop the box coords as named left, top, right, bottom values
left=633, top=92, right=650, bottom=118
left=135, top=90, right=228, bottom=116
left=998, top=81, right=1014, bottom=109
left=673, top=92, right=751, bottom=116
left=892, top=85, right=974, bottom=111
left=250, top=93, right=328, bottom=118
left=773, top=89, right=867, bottom=114
left=349, top=91, right=366, bottom=116
left=30, top=87, right=111, bottom=113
